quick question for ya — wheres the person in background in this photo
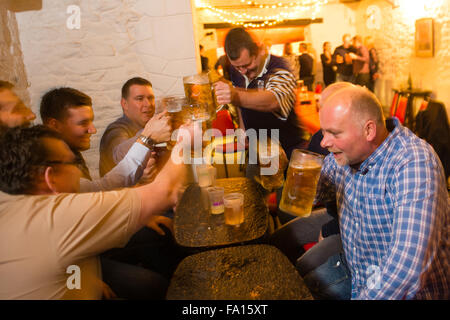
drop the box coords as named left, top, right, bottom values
left=298, top=43, right=314, bottom=91
left=320, top=42, right=336, bottom=87
left=332, top=34, right=355, bottom=83
left=283, top=42, right=299, bottom=81
left=0, top=80, right=36, bottom=132
left=200, top=44, right=209, bottom=73
left=348, top=35, right=370, bottom=89
left=364, top=36, right=380, bottom=93
left=214, top=54, right=231, bottom=81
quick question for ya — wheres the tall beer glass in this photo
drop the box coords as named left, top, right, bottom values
left=258, top=140, right=288, bottom=191
left=279, top=149, right=324, bottom=217
left=183, top=73, right=217, bottom=121
left=165, top=96, right=190, bottom=149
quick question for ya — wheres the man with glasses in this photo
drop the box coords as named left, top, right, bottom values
left=39, top=87, right=182, bottom=284
left=0, top=125, right=189, bottom=299
left=40, top=87, right=170, bottom=191
left=213, top=28, right=307, bottom=159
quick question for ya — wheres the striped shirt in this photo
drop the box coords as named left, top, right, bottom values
left=241, top=53, right=297, bottom=120
left=316, top=118, right=450, bottom=299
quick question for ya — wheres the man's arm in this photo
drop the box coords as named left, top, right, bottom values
left=214, top=82, right=279, bottom=113
left=81, top=142, right=150, bottom=192
left=214, top=70, right=296, bottom=119
left=357, top=153, right=447, bottom=299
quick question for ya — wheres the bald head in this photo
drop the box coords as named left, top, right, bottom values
left=319, top=86, right=389, bottom=166
left=324, top=86, right=385, bottom=127
left=319, top=82, right=355, bottom=108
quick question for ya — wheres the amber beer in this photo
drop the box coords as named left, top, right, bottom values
left=166, top=97, right=188, bottom=149
left=279, top=150, right=323, bottom=217
left=223, top=193, right=244, bottom=227
left=183, top=74, right=216, bottom=121
left=258, top=143, right=288, bottom=191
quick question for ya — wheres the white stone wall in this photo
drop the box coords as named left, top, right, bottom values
left=0, top=4, right=30, bottom=105
left=355, top=0, right=450, bottom=116
left=15, top=0, right=197, bottom=179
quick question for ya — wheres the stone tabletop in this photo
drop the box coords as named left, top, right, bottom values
left=174, top=177, right=269, bottom=248
left=166, top=244, right=313, bottom=300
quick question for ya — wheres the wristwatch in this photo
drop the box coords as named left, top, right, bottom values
left=138, top=134, right=156, bottom=151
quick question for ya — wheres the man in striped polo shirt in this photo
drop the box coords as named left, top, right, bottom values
left=214, top=28, right=307, bottom=159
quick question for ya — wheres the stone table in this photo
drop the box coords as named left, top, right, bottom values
left=174, top=177, right=269, bottom=248
left=166, top=244, right=313, bottom=300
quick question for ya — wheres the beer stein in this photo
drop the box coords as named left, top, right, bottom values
left=279, top=149, right=324, bottom=217
left=183, top=73, right=217, bottom=121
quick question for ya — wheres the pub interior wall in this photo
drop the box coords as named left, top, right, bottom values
left=15, top=0, right=197, bottom=178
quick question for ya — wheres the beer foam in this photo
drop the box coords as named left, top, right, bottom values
left=184, top=75, right=209, bottom=85
left=290, top=160, right=321, bottom=170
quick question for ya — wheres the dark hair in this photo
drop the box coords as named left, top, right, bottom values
left=121, top=77, right=152, bottom=99
left=0, top=125, right=64, bottom=194
left=40, top=87, right=92, bottom=122
left=0, top=80, right=14, bottom=91
left=224, top=28, right=258, bottom=61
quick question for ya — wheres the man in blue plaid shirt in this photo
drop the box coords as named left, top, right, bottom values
left=316, top=85, right=449, bottom=299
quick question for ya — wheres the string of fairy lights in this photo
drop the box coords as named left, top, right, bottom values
left=196, top=0, right=329, bottom=28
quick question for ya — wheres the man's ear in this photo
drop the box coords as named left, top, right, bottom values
left=121, top=98, right=127, bottom=112
left=364, top=120, right=377, bottom=142
left=45, top=118, right=61, bottom=132
left=44, top=166, right=59, bottom=194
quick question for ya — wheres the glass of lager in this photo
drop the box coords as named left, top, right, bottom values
left=164, top=96, right=191, bottom=149
left=258, top=140, right=288, bottom=191
left=183, top=73, right=217, bottom=121
left=279, top=149, right=324, bottom=217
left=223, top=193, right=244, bottom=227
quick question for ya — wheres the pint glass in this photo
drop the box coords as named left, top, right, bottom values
left=258, top=140, right=288, bottom=191
left=279, top=149, right=324, bottom=217
left=183, top=73, right=217, bottom=121
left=165, top=96, right=190, bottom=149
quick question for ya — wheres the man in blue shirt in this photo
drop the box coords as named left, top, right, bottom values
left=316, top=85, right=449, bottom=299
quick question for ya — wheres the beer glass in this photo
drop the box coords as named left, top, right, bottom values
left=223, top=193, right=244, bottom=227
left=206, top=186, right=224, bottom=215
left=258, top=141, right=287, bottom=191
left=279, top=149, right=324, bottom=217
left=195, top=164, right=216, bottom=188
left=183, top=73, right=217, bottom=121
left=164, top=96, right=191, bottom=149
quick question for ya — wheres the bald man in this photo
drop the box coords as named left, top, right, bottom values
left=308, top=82, right=355, bottom=155
left=315, top=86, right=448, bottom=299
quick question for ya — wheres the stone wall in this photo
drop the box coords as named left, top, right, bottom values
left=15, top=0, right=197, bottom=178
left=354, top=0, right=450, bottom=117
left=0, top=2, right=30, bottom=105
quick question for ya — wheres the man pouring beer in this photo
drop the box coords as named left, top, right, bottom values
left=213, top=28, right=307, bottom=159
